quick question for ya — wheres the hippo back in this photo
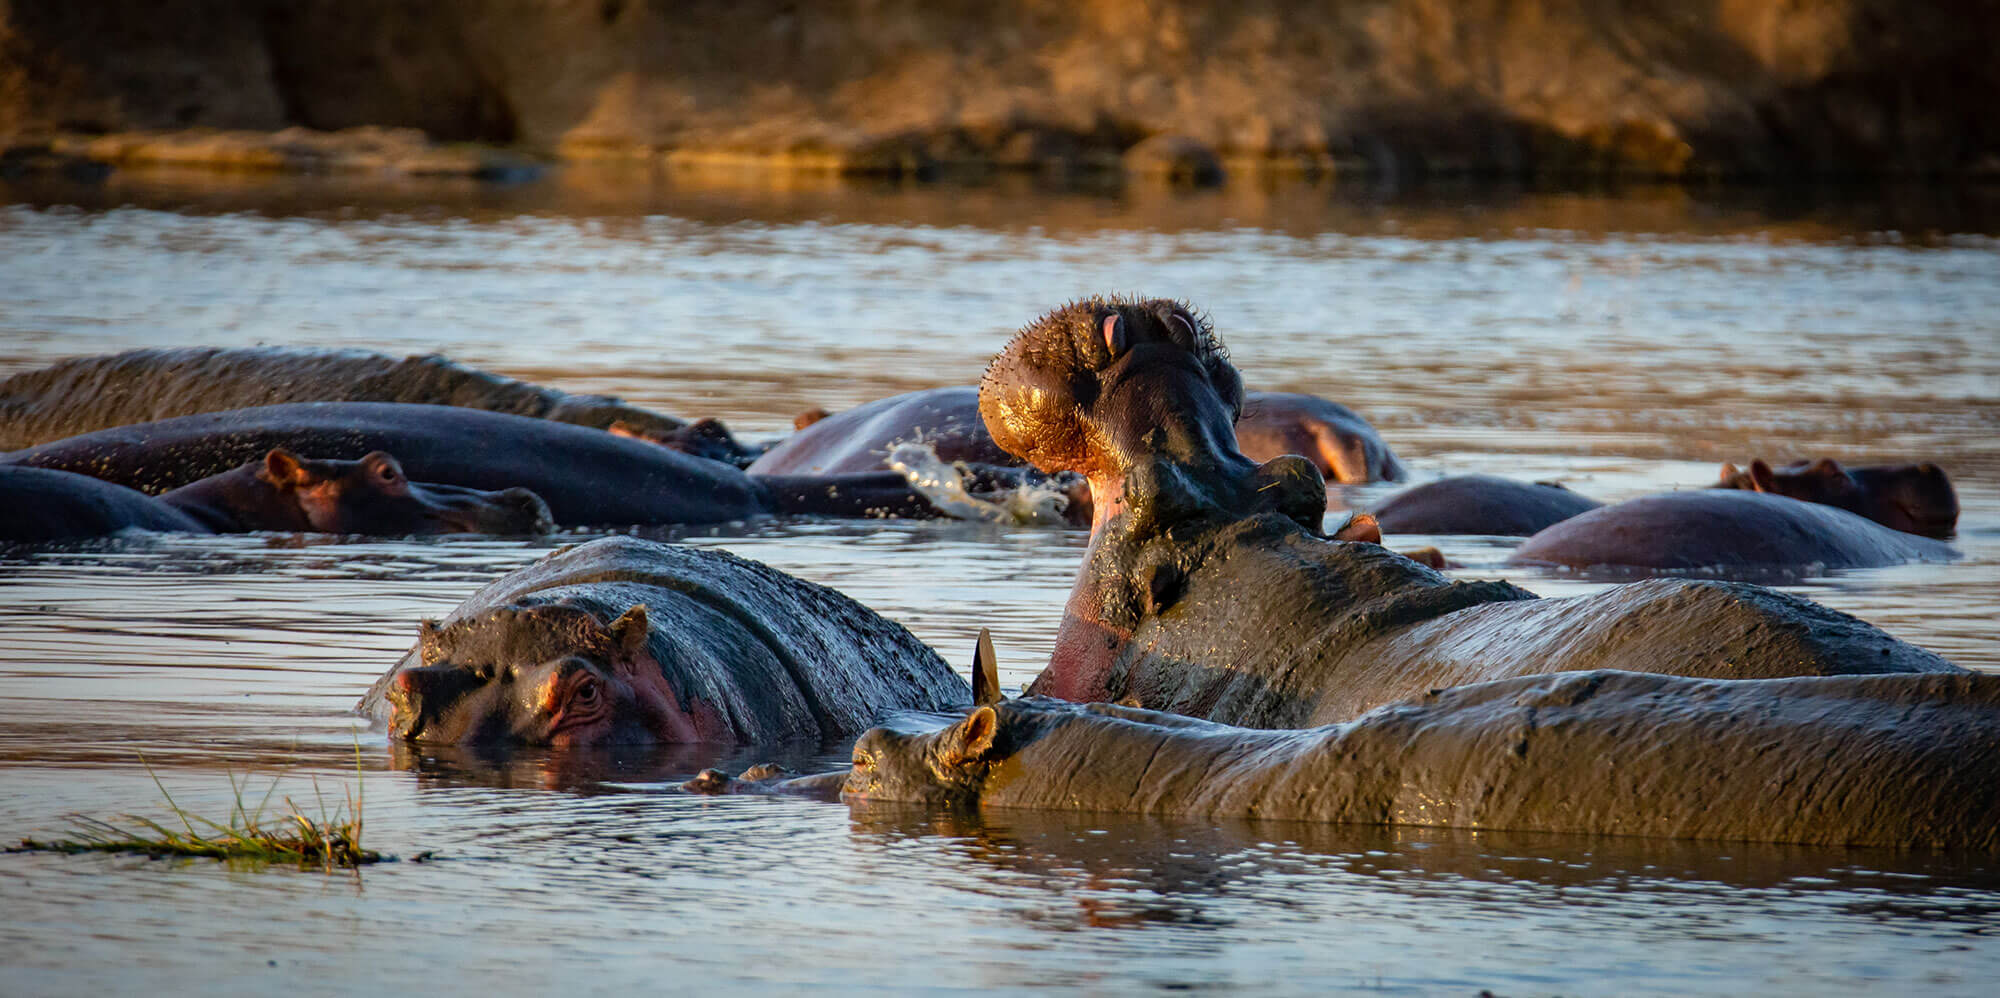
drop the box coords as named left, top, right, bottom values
left=0, top=347, right=687, bottom=450
left=1371, top=475, right=1601, bottom=536
left=1509, top=490, right=1959, bottom=574
left=359, top=536, right=968, bottom=742
left=748, top=387, right=1010, bottom=475
left=1, top=402, right=766, bottom=526
left=0, top=466, right=205, bottom=541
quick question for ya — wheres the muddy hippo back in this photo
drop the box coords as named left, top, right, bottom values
left=0, top=347, right=688, bottom=450
left=360, top=536, right=968, bottom=743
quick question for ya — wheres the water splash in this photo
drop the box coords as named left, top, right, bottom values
left=886, top=442, right=1070, bottom=527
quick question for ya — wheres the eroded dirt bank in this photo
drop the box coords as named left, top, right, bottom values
left=3, top=0, right=1995, bottom=178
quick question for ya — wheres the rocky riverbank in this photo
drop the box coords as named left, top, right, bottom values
left=4, top=0, right=1995, bottom=182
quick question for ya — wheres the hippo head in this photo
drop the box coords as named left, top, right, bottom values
left=606, top=418, right=760, bottom=468
left=387, top=602, right=728, bottom=746
left=262, top=449, right=552, bottom=535
left=1718, top=458, right=1958, bottom=538
left=840, top=702, right=1049, bottom=807
left=979, top=297, right=1335, bottom=701
left=978, top=296, right=1326, bottom=535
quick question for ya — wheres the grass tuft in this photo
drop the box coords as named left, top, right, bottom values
left=11, top=747, right=387, bottom=871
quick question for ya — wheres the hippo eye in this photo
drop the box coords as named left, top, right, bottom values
left=1101, top=313, right=1127, bottom=355
left=573, top=679, right=599, bottom=705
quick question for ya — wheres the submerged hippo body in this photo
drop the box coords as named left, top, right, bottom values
left=0, top=449, right=550, bottom=541
left=725, top=673, right=2000, bottom=850
left=3, top=403, right=946, bottom=526
left=0, top=466, right=205, bottom=541
left=0, top=347, right=719, bottom=452
left=1508, top=491, right=1960, bottom=576
left=360, top=536, right=969, bottom=745
left=1717, top=458, right=1959, bottom=538
left=975, top=297, right=1960, bottom=727
left=1370, top=475, right=1601, bottom=536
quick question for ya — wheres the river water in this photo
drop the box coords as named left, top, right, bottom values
left=1, top=169, right=1997, bottom=995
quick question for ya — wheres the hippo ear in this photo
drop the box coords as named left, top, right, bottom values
left=1807, top=457, right=1845, bottom=478
left=1748, top=460, right=1777, bottom=493
left=1718, top=462, right=1741, bottom=484
left=793, top=407, right=831, bottom=430
left=972, top=628, right=1001, bottom=706
left=608, top=605, right=650, bottom=663
left=1102, top=312, right=1127, bottom=355
left=942, top=706, right=999, bottom=767
left=1332, top=512, right=1382, bottom=545
left=418, top=618, right=447, bottom=666
left=606, top=421, right=642, bottom=440
left=260, top=448, right=311, bottom=488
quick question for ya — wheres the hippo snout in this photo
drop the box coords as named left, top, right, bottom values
left=495, top=487, right=555, bottom=534
left=386, top=665, right=487, bottom=741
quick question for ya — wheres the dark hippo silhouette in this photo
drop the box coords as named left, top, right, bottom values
left=1, top=449, right=551, bottom=542
left=1, top=402, right=956, bottom=526
left=0, top=347, right=762, bottom=466
left=1, top=466, right=206, bottom=541
left=1506, top=490, right=1960, bottom=576
left=696, top=672, right=2000, bottom=850
left=1370, top=475, right=1602, bottom=536
left=1716, top=458, right=1959, bottom=538
left=973, top=296, right=1960, bottom=726
left=357, top=536, right=969, bottom=745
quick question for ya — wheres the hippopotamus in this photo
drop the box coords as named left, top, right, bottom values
left=1, top=402, right=962, bottom=526
left=357, top=536, right=970, bottom=745
left=1369, top=475, right=1603, bottom=536
left=0, top=347, right=761, bottom=465
left=1716, top=458, right=1959, bottom=538
left=694, top=671, right=2000, bottom=850
left=1, top=449, right=551, bottom=542
left=760, top=388, right=1402, bottom=485
left=974, top=296, right=1960, bottom=727
left=1507, top=490, right=1960, bottom=576
left=1234, top=391, right=1405, bottom=484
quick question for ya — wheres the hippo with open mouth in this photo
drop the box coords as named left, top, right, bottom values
left=974, top=296, right=1960, bottom=726
left=691, top=671, right=2000, bottom=850
left=358, top=536, right=970, bottom=745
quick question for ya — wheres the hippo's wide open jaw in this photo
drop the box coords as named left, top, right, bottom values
left=977, top=297, right=1331, bottom=701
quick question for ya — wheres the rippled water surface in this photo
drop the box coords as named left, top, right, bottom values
left=2, top=171, right=1997, bottom=995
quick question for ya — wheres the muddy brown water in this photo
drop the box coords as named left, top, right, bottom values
left=1, top=170, right=1997, bottom=995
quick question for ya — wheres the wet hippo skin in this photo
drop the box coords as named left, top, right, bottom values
left=2, top=402, right=952, bottom=526
left=1507, top=490, right=1959, bottom=575
left=975, top=296, right=1960, bottom=727
left=358, top=536, right=969, bottom=745
left=701, top=673, right=2000, bottom=850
